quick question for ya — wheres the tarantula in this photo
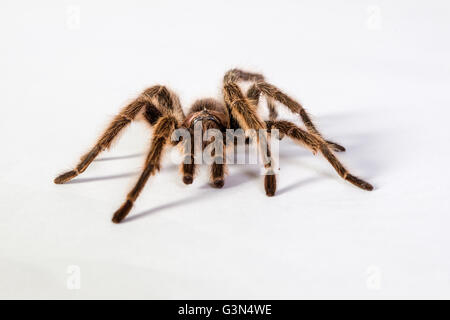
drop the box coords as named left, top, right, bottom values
left=54, top=69, right=373, bottom=223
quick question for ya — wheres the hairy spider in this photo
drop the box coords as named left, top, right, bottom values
left=54, top=69, right=373, bottom=223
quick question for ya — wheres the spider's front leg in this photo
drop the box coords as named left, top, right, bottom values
left=53, top=85, right=182, bottom=184
left=180, top=129, right=197, bottom=185
left=223, top=81, right=277, bottom=196
left=112, top=115, right=178, bottom=223
left=209, top=132, right=227, bottom=188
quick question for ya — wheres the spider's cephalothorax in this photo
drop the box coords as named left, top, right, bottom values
left=54, top=69, right=373, bottom=223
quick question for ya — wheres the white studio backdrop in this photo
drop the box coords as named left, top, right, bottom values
left=0, top=0, right=449, bottom=299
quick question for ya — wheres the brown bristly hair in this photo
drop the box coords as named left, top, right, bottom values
left=223, top=69, right=277, bottom=196
left=266, top=119, right=373, bottom=190
left=54, top=69, right=373, bottom=223
left=112, top=115, right=178, bottom=223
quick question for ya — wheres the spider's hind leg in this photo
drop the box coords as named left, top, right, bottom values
left=325, top=140, right=346, bottom=152
left=246, top=78, right=344, bottom=152
left=256, top=80, right=346, bottom=152
left=267, top=120, right=372, bottom=191
left=227, top=68, right=345, bottom=152
left=223, top=81, right=277, bottom=196
left=247, top=83, right=278, bottom=121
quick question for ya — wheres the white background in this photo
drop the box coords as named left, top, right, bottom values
left=1, top=0, right=449, bottom=299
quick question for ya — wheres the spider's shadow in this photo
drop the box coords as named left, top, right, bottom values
left=66, top=172, right=138, bottom=184
left=94, top=153, right=143, bottom=162
left=124, top=168, right=260, bottom=223
left=122, top=192, right=209, bottom=224
left=69, top=109, right=382, bottom=221
left=276, top=176, right=323, bottom=195
left=200, top=168, right=260, bottom=190
left=125, top=174, right=323, bottom=223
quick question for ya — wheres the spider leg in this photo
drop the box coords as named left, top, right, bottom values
left=210, top=139, right=227, bottom=188
left=181, top=131, right=197, bottom=184
left=250, top=80, right=343, bottom=152
left=211, top=160, right=226, bottom=188
left=54, top=85, right=184, bottom=184
left=54, top=99, right=146, bottom=184
left=223, top=80, right=276, bottom=196
left=226, top=68, right=345, bottom=152
left=325, top=140, right=346, bottom=152
left=247, top=84, right=278, bottom=121
left=256, top=80, right=345, bottom=152
left=225, top=69, right=278, bottom=122
left=223, top=68, right=265, bottom=83
left=266, top=120, right=373, bottom=191
left=112, top=115, right=178, bottom=223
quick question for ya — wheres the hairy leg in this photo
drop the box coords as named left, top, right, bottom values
left=54, top=85, right=183, bottom=184
left=54, top=98, right=146, bottom=184
left=256, top=80, right=345, bottom=152
left=225, top=68, right=344, bottom=152
left=223, top=80, right=277, bottom=196
left=227, top=69, right=278, bottom=121
left=247, top=84, right=278, bottom=121
left=210, top=139, right=227, bottom=188
left=112, top=115, right=178, bottom=223
left=210, top=161, right=226, bottom=188
left=224, top=68, right=265, bottom=83
left=267, top=120, right=372, bottom=191
left=181, top=132, right=197, bottom=185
